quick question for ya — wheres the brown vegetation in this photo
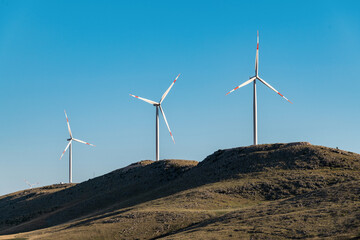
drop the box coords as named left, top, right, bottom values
left=1, top=142, right=360, bottom=239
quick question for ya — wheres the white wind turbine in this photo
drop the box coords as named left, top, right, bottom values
left=130, top=74, right=180, bottom=161
left=59, top=110, right=95, bottom=183
left=226, top=31, right=292, bottom=145
left=24, top=179, right=39, bottom=189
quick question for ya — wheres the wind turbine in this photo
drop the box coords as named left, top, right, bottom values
left=226, top=31, right=292, bottom=145
left=130, top=74, right=180, bottom=161
left=59, top=110, right=95, bottom=183
left=24, top=179, right=39, bottom=189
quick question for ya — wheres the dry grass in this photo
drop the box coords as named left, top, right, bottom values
left=1, top=143, right=360, bottom=239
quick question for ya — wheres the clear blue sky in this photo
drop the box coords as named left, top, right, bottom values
left=1, top=0, right=359, bottom=196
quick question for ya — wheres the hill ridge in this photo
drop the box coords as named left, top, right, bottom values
left=1, top=142, right=360, bottom=239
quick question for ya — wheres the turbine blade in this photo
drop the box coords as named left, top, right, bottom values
left=255, top=31, right=259, bottom=76
left=59, top=140, right=72, bottom=160
left=257, top=77, right=293, bottom=103
left=226, top=77, right=256, bottom=95
left=24, top=180, right=31, bottom=187
left=73, top=138, right=95, bottom=146
left=64, top=110, right=72, bottom=138
left=129, top=94, right=158, bottom=105
left=160, top=74, right=180, bottom=104
left=159, top=106, right=175, bottom=144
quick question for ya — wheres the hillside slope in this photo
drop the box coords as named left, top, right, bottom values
left=0, top=159, right=198, bottom=234
left=1, top=142, right=360, bottom=239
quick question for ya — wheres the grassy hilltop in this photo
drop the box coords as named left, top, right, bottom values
left=0, top=142, right=360, bottom=239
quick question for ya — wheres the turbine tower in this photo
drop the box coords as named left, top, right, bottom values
left=130, top=74, right=179, bottom=161
left=59, top=110, right=95, bottom=183
left=226, top=31, right=292, bottom=145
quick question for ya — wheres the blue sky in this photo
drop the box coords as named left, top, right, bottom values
left=1, top=0, right=359, bottom=196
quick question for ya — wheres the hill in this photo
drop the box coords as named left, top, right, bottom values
left=0, top=142, right=360, bottom=239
